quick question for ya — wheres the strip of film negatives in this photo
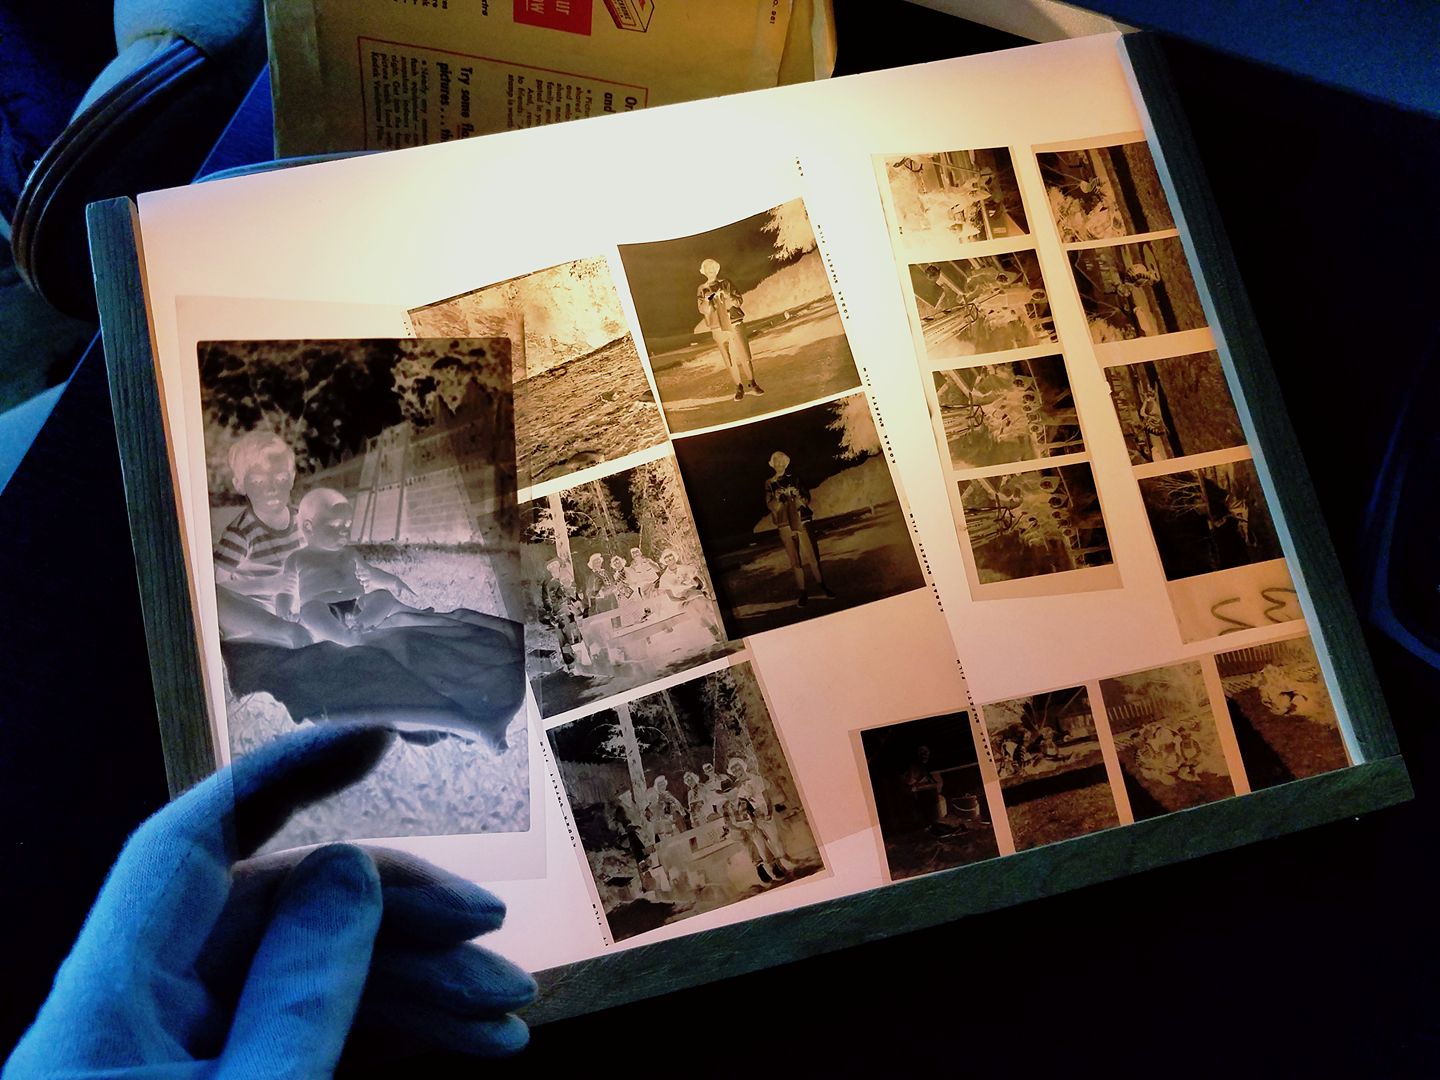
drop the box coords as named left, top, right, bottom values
left=857, top=629, right=1350, bottom=879
left=864, top=136, right=1342, bottom=881
left=1033, top=136, right=1299, bottom=644
left=879, top=146, right=1117, bottom=604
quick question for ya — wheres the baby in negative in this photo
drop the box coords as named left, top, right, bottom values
left=275, top=487, right=426, bottom=646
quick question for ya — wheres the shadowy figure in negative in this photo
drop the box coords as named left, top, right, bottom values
left=763, top=450, right=834, bottom=608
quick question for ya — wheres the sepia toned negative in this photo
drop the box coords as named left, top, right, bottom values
left=199, top=338, right=528, bottom=847
left=1137, top=458, right=1283, bottom=581
left=617, top=198, right=861, bottom=434
left=1103, top=351, right=1245, bottom=465
left=671, top=392, right=926, bottom=638
left=1099, top=662, right=1235, bottom=820
left=909, top=250, right=1055, bottom=360
left=408, top=257, right=668, bottom=489
left=1166, top=559, right=1300, bottom=644
left=859, top=711, right=999, bottom=880
left=957, top=462, right=1113, bottom=583
left=983, top=686, right=1120, bottom=850
left=1036, top=140, right=1175, bottom=243
left=546, top=662, right=823, bottom=943
left=880, top=147, right=1028, bottom=243
left=1068, top=237, right=1206, bottom=344
left=932, top=354, right=1083, bottom=471
left=1217, top=636, right=1350, bottom=790
left=522, top=455, right=735, bottom=719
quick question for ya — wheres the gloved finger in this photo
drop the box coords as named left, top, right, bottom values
left=143, top=723, right=393, bottom=956
left=221, top=724, right=397, bottom=859
left=366, top=847, right=507, bottom=944
left=346, top=942, right=534, bottom=1065
left=343, top=1000, right=531, bottom=1065
left=135, top=721, right=394, bottom=886
left=27, top=725, right=394, bottom=1042
left=221, top=844, right=382, bottom=1076
left=364, top=940, right=537, bottom=1017
left=201, top=846, right=508, bottom=990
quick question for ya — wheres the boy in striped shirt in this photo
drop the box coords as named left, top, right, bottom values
left=213, top=431, right=310, bottom=647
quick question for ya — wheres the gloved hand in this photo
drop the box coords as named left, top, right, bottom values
left=5, top=724, right=536, bottom=1077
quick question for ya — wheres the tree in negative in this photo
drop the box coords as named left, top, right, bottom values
left=726, top=666, right=800, bottom=810
left=1143, top=471, right=1207, bottom=521
left=982, top=697, right=1029, bottom=748
left=391, top=340, right=509, bottom=425
left=628, top=692, right=692, bottom=762
left=1104, top=665, right=1208, bottom=722
left=526, top=480, right=629, bottom=562
left=568, top=478, right=630, bottom=551
left=702, top=669, right=757, bottom=777
left=820, top=395, right=887, bottom=515
left=762, top=198, right=818, bottom=261
left=524, top=499, right=563, bottom=547
left=629, top=459, right=705, bottom=567
left=828, top=395, right=880, bottom=461
left=201, top=338, right=515, bottom=491
left=200, top=339, right=406, bottom=484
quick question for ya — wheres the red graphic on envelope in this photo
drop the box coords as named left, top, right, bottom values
left=513, top=0, right=594, bottom=35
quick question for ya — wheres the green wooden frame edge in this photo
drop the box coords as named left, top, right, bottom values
left=1118, top=32, right=1400, bottom=765
left=529, top=754, right=1410, bottom=1023
left=88, top=195, right=216, bottom=797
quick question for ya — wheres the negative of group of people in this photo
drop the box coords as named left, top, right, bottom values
left=546, top=546, right=707, bottom=614
left=627, top=756, right=794, bottom=885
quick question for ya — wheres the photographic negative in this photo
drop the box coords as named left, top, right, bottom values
left=983, top=686, right=1120, bottom=850
left=617, top=198, right=861, bottom=434
left=881, top=147, right=1028, bottom=242
left=1167, top=560, right=1299, bottom=643
left=1103, top=351, right=1245, bottom=465
left=522, top=455, right=735, bottom=718
left=671, top=393, right=926, bottom=638
left=546, top=662, right=823, bottom=943
left=1137, top=459, right=1283, bottom=581
left=408, top=258, right=668, bottom=487
left=1098, top=662, right=1235, bottom=820
left=932, top=354, right=1083, bottom=471
left=199, top=338, right=528, bottom=847
left=1069, top=237, right=1206, bottom=343
left=1036, top=141, right=1174, bottom=243
left=1217, top=636, right=1350, bottom=789
left=859, top=711, right=999, bottom=880
left=910, top=251, right=1055, bottom=360
left=957, top=463, right=1113, bottom=583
